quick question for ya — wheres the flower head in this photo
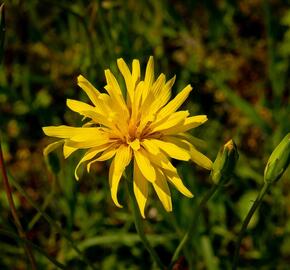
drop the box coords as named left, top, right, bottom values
left=43, top=57, right=212, bottom=218
left=264, top=133, right=290, bottom=184
left=211, top=139, right=239, bottom=185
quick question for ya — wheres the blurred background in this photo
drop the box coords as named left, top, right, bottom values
left=0, top=0, right=289, bottom=269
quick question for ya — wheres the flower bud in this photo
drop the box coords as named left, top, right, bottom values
left=264, top=133, right=290, bottom=184
left=211, top=139, right=239, bottom=185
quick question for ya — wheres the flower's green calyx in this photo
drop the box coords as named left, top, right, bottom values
left=211, top=139, right=239, bottom=185
left=264, top=133, right=290, bottom=184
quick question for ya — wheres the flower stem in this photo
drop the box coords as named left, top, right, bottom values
left=171, top=183, right=220, bottom=265
left=125, top=168, right=165, bottom=269
left=0, top=140, right=37, bottom=270
left=232, top=182, right=270, bottom=270
left=8, top=171, right=98, bottom=270
left=0, top=228, right=66, bottom=269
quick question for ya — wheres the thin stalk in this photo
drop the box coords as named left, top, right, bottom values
left=171, top=183, right=220, bottom=265
left=0, top=5, right=37, bottom=268
left=125, top=168, right=165, bottom=269
left=232, top=182, right=270, bottom=270
left=0, top=141, right=37, bottom=270
left=28, top=171, right=56, bottom=230
left=7, top=171, right=98, bottom=270
left=0, top=228, right=67, bottom=270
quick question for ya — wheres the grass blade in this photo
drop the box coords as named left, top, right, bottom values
left=0, top=229, right=67, bottom=270
left=7, top=172, right=98, bottom=270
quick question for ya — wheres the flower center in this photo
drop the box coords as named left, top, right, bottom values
left=128, top=138, right=140, bottom=151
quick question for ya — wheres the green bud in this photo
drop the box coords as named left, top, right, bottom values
left=211, top=139, right=239, bottom=185
left=264, top=133, right=290, bottom=184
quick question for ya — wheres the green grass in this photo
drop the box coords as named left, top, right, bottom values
left=0, top=0, right=289, bottom=269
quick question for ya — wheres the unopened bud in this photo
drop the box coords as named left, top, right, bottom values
left=211, top=139, right=239, bottom=185
left=264, top=133, right=290, bottom=184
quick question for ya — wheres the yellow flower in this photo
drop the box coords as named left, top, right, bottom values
left=42, top=57, right=212, bottom=218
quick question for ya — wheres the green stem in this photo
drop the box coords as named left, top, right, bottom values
left=0, top=6, right=37, bottom=268
left=171, top=183, right=220, bottom=265
left=28, top=171, right=56, bottom=230
left=0, top=140, right=37, bottom=270
left=232, top=182, right=270, bottom=270
left=0, top=228, right=67, bottom=269
left=125, top=168, right=165, bottom=269
left=7, top=171, right=98, bottom=270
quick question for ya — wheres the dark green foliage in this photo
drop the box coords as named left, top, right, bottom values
left=0, top=0, right=289, bottom=269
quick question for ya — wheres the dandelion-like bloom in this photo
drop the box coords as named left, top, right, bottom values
left=43, top=57, right=212, bottom=218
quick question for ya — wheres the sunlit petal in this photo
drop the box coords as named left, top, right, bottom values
left=43, top=57, right=210, bottom=216
left=133, top=159, right=148, bottom=218
left=43, top=140, right=64, bottom=156
left=109, top=145, right=132, bottom=208
left=150, top=139, right=191, bottom=161
left=152, top=169, right=172, bottom=212
left=165, top=170, right=194, bottom=198
left=134, top=148, right=156, bottom=182
left=157, top=84, right=192, bottom=120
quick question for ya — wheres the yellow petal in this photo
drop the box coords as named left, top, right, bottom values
left=165, top=170, right=193, bottom=198
left=67, top=97, right=111, bottom=118
left=131, top=81, right=145, bottom=123
left=105, top=69, right=123, bottom=96
left=43, top=140, right=64, bottom=156
left=144, top=56, right=154, bottom=88
left=141, top=139, right=159, bottom=155
left=162, top=135, right=191, bottom=150
left=175, top=133, right=207, bottom=149
left=132, top=59, right=140, bottom=84
left=162, top=135, right=211, bottom=169
left=117, top=58, right=131, bottom=82
left=104, top=69, right=127, bottom=107
left=151, top=73, right=166, bottom=97
left=63, top=144, right=77, bottom=159
left=137, top=75, right=168, bottom=132
left=141, top=73, right=165, bottom=107
left=129, top=139, right=140, bottom=151
left=163, top=115, right=208, bottom=135
left=152, top=169, right=172, bottom=212
left=148, top=75, right=175, bottom=114
left=87, top=146, right=117, bottom=172
left=185, top=115, right=208, bottom=128
left=150, top=111, right=189, bottom=133
left=117, top=58, right=134, bottom=104
left=109, top=145, right=132, bottom=208
left=80, top=110, right=115, bottom=129
left=133, top=159, right=148, bottom=218
left=74, top=144, right=110, bottom=180
left=134, top=149, right=156, bottom=182
left=65, top=131, right=109, bottom=148
left=66, top=140, right=108, bottom=149
left=141, top=56, right=155, bottom=103
left=42, top=126, right=101, bottom=139
left=150, top=139, right=191, bottom=161
left=104, top=70, right=129, bottom=121
left=141, top=140, right=176, bottom=172
left=190, top=146, right=212, bottom=170
left=68, top=129, right=106, bottom=142
left=77, top=75, right=101, bottom=106
left=66, top=99, right=94, bottom=114
left=157, top=84, right=192, bottom=120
